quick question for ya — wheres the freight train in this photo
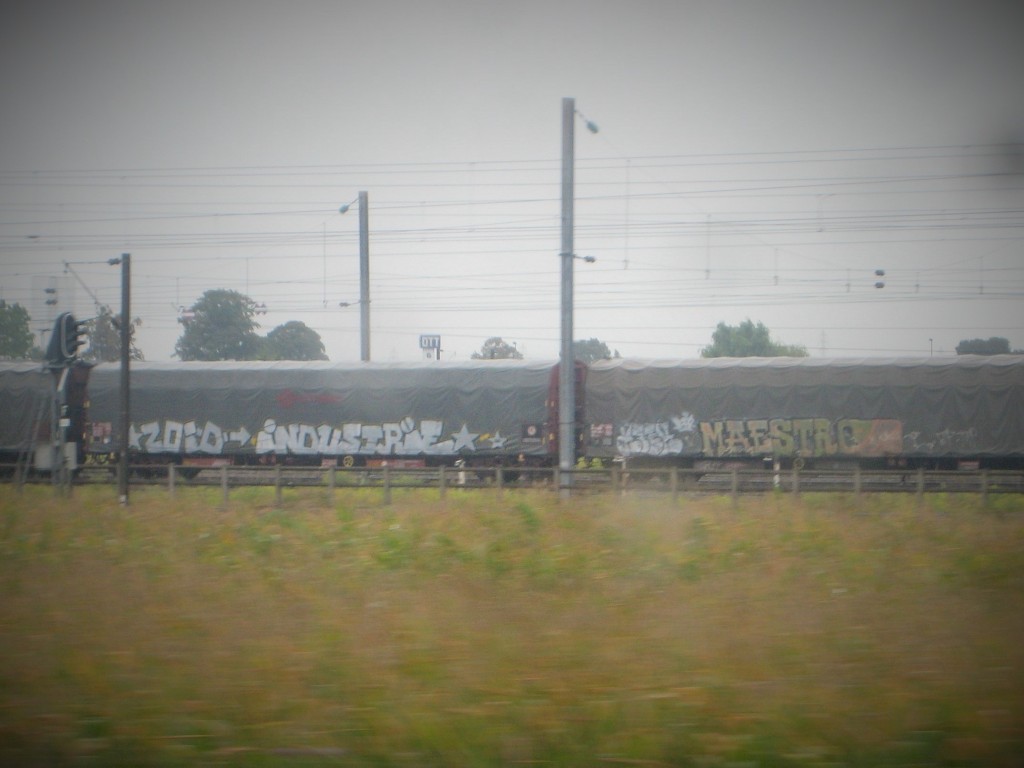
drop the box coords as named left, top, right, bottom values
left=1, top=356, right=1023, bottom=477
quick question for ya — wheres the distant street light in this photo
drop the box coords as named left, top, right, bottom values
left=340, top=191, right=370, bottom=361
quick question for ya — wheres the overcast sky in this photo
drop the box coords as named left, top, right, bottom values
left=2, top=0, right=1022, bottom=362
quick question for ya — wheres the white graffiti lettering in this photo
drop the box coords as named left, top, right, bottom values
left=615, top=412, right=700, bottom=458
left=258, top=418, right=469, bottom=456
left=164, top=420, right=184, bottom=452
left=199, top=422, right=225, bottom=454
left=127, top=417, right=484, bottom=456
left=903, top=427, right=978, bottom=455
left=184, top=421, right=200, bottom=453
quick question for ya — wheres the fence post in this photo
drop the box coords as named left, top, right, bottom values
left=792, top=466, right=800, bottom=497
left=382, top=464, right=392, bottom=505
left=438, top=465, right=447, bottom=499
left=916, top=467, right=925, bottom=504
left=670, top=467, right=679, bottom=503
left=496, top=467, right=504, bottom=496
left=853, top=464, right=862, bottom=501
left=327, top=465, right=336, bottom=502
left=220, top=465, right=229, bottom=507
left=611, top=465, right=620, bottom=494
left=980, top=469, right=988, bottom=508
left=168, top=463, right=176, bottom=497
left=730, top=467, right=738, bottom=507
left=275, top=464, right=283, bottom=507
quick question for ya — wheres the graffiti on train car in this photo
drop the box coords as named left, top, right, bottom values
left=254, top=418, right=487, bottom=456
left=613, top=412, right=703, bottom=457
left=699, top=417, right=903, bottom=458
left=607, top=414, right=905, bottom=458
left=95, top=418, right=511, bottom=456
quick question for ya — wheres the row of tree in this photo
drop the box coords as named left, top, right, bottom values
left=0, top=299, right=147, bottom=362
left=174, top=290, right=327, bottom=361
left=470, top=321, right=808, bottom=360
left=2, top=294, right=1022, bottom=362
left=470, top=337, right=620, bottom=363
left=954, top=337, right=1024, bottom=355
left=0, top=289, right=328, bottom=363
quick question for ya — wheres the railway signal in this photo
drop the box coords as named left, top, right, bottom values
left=45, top=312, right=88, bottom=367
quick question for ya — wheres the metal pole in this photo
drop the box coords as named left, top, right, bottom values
left=559, top=97, right=576, bottom=497
left=358, top=190, right=370, bottom=362
left=221, top=464, right=229, bottom=507
left=50, top=371, right=60, bottom=494
left=59, top=368, right=73, bottom=496
left=118, top=253, right=130, bottom=506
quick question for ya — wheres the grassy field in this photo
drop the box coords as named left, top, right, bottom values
left=1, top=485, right=1022, bottom=767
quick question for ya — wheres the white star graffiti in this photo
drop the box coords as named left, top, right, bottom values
left=451, top=424, right=479, bottom=451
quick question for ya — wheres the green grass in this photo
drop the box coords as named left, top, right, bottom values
left=1, top=485, right=1023, bottom=766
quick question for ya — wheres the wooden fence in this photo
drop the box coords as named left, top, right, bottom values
left=4, top=462, right=1023, bottom=505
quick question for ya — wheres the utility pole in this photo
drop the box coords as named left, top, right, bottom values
left=559, top=97, right=576, bottom=497
left=110, top=253, right=131, bottom=506
left=358, top=190, right=370, bottom=362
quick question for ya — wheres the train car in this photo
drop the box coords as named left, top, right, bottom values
left=85, top=360, right=559, bottom=473
left=0, top=362, right=53, bottom=473
left=0, top=361, right=89, bottom=474
left=583, top=356, right=1024, bottom=470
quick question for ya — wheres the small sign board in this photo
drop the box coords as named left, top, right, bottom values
left=419, top=334, right=441, bottom=350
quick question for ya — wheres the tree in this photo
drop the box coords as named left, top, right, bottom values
left=471, top=337, right=523, bottom=359
left=0, top=301, right=34, bottom=359
left=955, top=337, right=1020, bottom=355
left=701, top=319, right=808, bottom=358
left=174, top=289, right=261, bottom=361
left=574, top=337, right=619, bottom=363
left=83, top=305, right=144, bottom=362
left=261, top=321, right=328, bottom=361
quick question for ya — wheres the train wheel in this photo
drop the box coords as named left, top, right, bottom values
left=341, top=455, right=356, bottom=468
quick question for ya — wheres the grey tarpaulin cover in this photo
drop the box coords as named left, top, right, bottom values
left=0, top=363, right=52, bottom=453
left=86, top=360, right=556, bottom=459
left=584, top=356, right=1024, bottom=460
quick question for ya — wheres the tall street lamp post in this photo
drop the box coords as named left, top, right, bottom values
left=340, top=191, right=370, bottom=361
left=559, top=97, right=598, bottom=497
